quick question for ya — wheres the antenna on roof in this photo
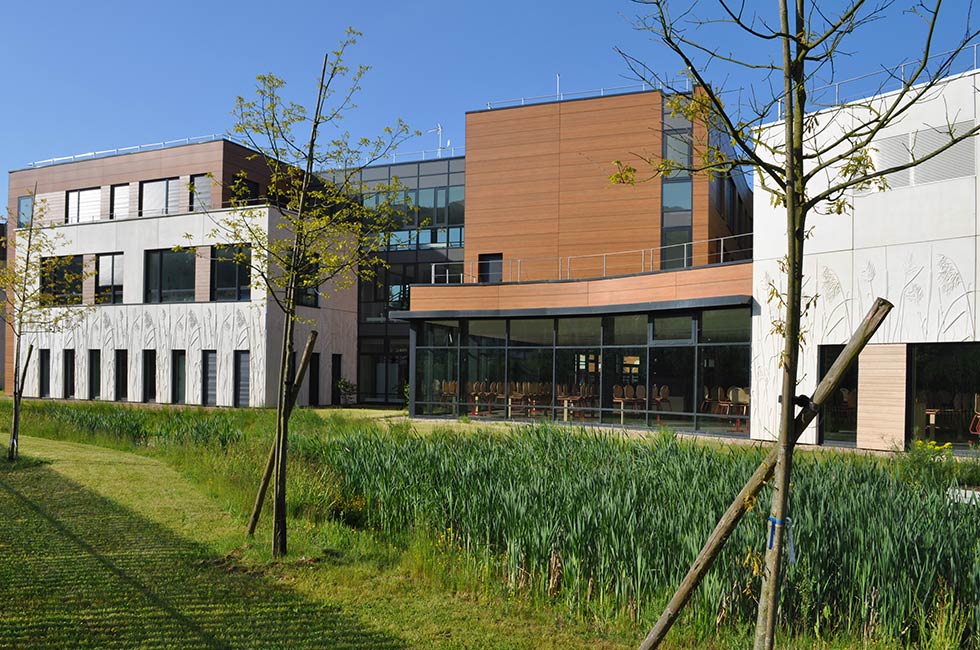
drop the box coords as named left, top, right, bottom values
left=426, top=123, right=444, bottom=157
left=557, top=73, right=561, bottom=101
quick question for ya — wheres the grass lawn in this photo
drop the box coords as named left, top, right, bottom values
left=0, top=436, right=633, bottom=649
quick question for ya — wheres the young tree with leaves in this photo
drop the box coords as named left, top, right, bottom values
left=617, top=2, right=980, bottom=648
left=207, top=29, right=413, bottom=557
left=2, top=194, right=94, bottom=461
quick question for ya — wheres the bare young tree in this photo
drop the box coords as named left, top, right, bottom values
left=615, top=2, right=980, bottom=648
left=2, top=193, right=94, bottom=461
left=206, top=29, right=413, bottom=557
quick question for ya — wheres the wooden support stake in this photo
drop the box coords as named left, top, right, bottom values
left=246, top=330, right=318, bottom=537
left=638, top=297, right=892, bottom=650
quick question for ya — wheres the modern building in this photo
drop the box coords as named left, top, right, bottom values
left=395, top=89, right=756, bottom=433
left=752, top=69, right=980, bottom=451
left=6, top=138, right=354, bottom=407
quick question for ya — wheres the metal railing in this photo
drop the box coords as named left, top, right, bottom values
left=428, top=232, right=752, bottom=285
left=26, top=134, right=240, bottom=168
left=485, top=79, right=691, bottom=110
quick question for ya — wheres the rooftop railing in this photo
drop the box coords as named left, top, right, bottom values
left=25, top=134, right=239, bottom=168
left=427, top=232, right=752, bottom=285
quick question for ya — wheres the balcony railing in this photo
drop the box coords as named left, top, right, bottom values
left=427, top=233, right=752, bottom=285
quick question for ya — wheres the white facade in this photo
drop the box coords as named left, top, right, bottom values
left=18, top=206, right=356, bottom=407
left=752, top=71, right=980, bottom=446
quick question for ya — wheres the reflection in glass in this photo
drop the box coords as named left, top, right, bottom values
left=558, top=317, right=601, bottom=346
left=507, top=348, right=554, bottom=417
left=818, top=344, right=857, bottom=444
left=605, top=315, right=647, bottom=345
left=654, top=315, right=694, bottom=341
left=701, top=308, right=751, bottom=343
left=421, top=320, right=459, bottom=347
left=650, top=346, right=694, bottom=413
left=467, top=320, right=506, bottom=346
left=910, top=343, right=980, bottom=447
left=697, top=346, right=751, bottom=435
left=509, top=319, right=553, bottom=346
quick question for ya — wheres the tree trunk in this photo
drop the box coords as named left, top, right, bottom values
left=248, top=330, right=318, bottom=537
left=272, top=308, right=296, bottom=558
left=754, top=1, right=806, bottom=647
left=7, top=342, right=31, bottom=462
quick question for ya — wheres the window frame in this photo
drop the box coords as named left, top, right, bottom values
left=144, top=248, right=196, bottom=304
left=210, top=245, right=251, bottom=302
left=96, top=252, right=124, bottom=304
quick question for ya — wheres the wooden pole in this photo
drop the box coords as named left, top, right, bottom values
left=637, top=297, right=892, bottom=650
left=246, top=329, right=318, bottom=537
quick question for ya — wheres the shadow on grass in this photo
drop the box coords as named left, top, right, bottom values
left=0, top=463, right=405, bottom=649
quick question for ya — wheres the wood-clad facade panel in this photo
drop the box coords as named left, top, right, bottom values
left=856, top=344, right=908, bottom=451
left=409, top=261, right=751, bottom=313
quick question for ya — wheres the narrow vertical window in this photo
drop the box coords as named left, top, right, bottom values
left=66, top=188, right=101, bottom=223
left=97, top=253, right=124, bottom=304
left=142, top=350, right=156, bottom=403
left=39, top=349, right=51, bottom=398
left=110, top=184, right=130, bottom=219
left=190, top=174, right=212, bottom=212
left=114, top=350, right=128, bottom=401
left=17, top=195, right=33, bottom=228
left=202, top=350, right=217, bottom=406
left=88, top=349, right=101, bottom=400
left=234, top=350, right=250, bottom=407
left=309, top=352, right=321, bottom=407
left=63, top=350, right=75, bottom=399
left=171, top=350, right=186, bottom=404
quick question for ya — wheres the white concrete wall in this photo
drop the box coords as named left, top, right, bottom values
left=751, top=71, right=980, bottom=444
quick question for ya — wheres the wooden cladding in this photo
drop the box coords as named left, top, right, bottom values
left=409, top=261, right=751, bottom=313
left=463, top=92, right=723, bottom=272
left=856, top=344, right=908, bottom=451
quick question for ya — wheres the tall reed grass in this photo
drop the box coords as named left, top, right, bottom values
left=10, top=400, right=980, bottom=645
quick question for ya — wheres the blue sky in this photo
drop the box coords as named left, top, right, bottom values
left=2, top=1, right=976, bottom=214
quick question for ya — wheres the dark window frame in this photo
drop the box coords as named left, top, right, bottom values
left=96, top=252, right=124, bottom=304
left=144, top=248, right=196, bottom=303
left=41, top=255, right=84, bottom=305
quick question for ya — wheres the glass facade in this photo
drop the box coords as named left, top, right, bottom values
left=412, top=307, right=751, bottom=433
left=358, top=157, right=464, bottom=404
left=661, top=98, right=693, bottom=269
left=910, top=342, right=980, bottom=447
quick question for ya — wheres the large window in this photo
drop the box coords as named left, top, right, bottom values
left=413, top=308, right=751, bottom=432
left=140, top=178, right=180, bottom=217
left=211, top=245, right=251, bottom=301
left=66, top=188, right=101, bottom=224
left=41, top=255, right=83, bottom=305
left=97, top=253, right=124, bottom=304
left=145, top=249, right=195, bottom=303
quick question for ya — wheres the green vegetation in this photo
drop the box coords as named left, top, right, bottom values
left=5, top=400, right=980, bottom=648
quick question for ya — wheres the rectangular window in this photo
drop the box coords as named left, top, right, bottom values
left=171, top=349, right=186, bottom=404
left=190, top=174, right=212, bottom=212
left=211, top=245, right=251, bottom=301
left=309, top=352, right=320, bottom=406
left=39, top=349, right=51, bottom=398
left=17, top=195, right=33, bottom=228
left=97, top=253, right=124, bottom=304
left=114, top=350, right=128, bottom=401
left=142, top=350, right=156, bottom=403
left=140, top=178, right=180, bottom=217
left=41, top=255, right=84, bottom=305
left=202, top=350, right=217, bottom=406
left=478, top=253, right=503, bottom=284
left=66, top=188, right=101, bottom=224
left=88, top=349, right=101, bottom=400
left=110, top=184, right=130, bottom=219
left=297, top=286, right=319, bottom=308
left=145, top=249, right=195, bottom=303
left=233, top=350, right=250, bottom=407
left=63, top=349, right=76, bottom=399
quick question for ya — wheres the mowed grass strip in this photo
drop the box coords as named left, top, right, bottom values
left=0, top=439, right=404, bottom=649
